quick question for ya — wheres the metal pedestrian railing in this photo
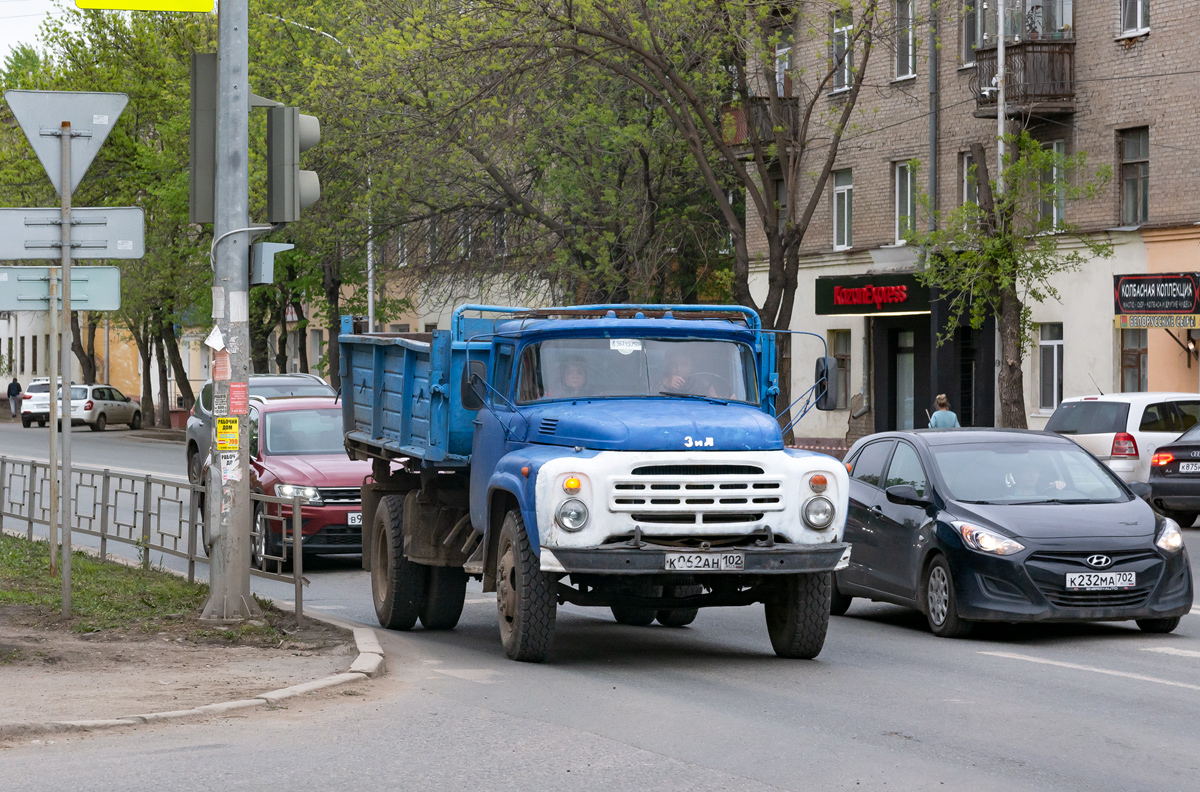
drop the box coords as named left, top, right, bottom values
left=0, top=455, right=306, bottom=624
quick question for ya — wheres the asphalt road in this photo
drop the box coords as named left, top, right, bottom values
left=2, top=419, right=1199, bottom=790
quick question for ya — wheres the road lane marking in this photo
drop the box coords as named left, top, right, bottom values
left=1142, top=647, right=1200, bottom=658
left=980, top=651, right=1200, bottom=692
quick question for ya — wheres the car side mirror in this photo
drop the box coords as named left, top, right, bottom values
left=125, top=396, right=131, bottom=402
left=886, top=484, right=931, bottom=507
left=1127, top=481, right=1152, bottom=501
left=814, top=356, right=838, bottom=411
left=460, top=360, right=487, bottom=412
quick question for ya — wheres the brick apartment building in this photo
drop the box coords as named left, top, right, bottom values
left=744, top=0, right=1200, bottom=445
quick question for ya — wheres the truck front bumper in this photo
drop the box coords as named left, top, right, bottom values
left=541, top=542, right=850, bottom=575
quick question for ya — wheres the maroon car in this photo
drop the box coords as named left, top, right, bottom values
left=247, top=397, right=369, bottom=565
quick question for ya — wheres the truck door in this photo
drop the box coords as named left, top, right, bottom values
left=469, top=344, right=518, bottom=527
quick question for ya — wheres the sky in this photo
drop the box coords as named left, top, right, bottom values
left=0, top=1, right=70, bottom=62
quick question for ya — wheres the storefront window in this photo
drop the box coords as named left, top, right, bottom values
left=830, top=330, right=851, bottom=410
left=1039, top=323, right=1064, bottom=410
left=1121, top=329, right=1147, bottom=393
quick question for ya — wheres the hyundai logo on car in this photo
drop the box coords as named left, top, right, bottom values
left=1087, top=555, right=1113, bottom=569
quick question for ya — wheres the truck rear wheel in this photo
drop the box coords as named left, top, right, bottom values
left=764, top=572, right=831, bottom=659
left=371, top=495, right=428, bottom=631
left=496, top=510, right=556, bottom=662
left=656, top=583, right=702, bottom=627
left=420, top=566, right=468, bottom=630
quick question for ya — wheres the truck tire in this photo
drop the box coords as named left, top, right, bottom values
left=420, top=566, right=468, bottom=630
left=372, top=495, right=428, bottom=631
left=829, top=575, right=853, bottom=616
left=496, top=510, right=556, bottom=662
left=764, top=572, right=831, bottom=659
left=656, top=583, right=701, bottom=627
left=611, top=605, right=656, bottom=626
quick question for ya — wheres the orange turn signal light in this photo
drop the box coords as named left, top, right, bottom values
left=809, top=474, right=828, bottom=493
left=563, top=476, right=582, bottom=494
left=520, top=466, right=531, bottom=477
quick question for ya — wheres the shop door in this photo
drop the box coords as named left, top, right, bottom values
left=895, top=331, right=915, bottom=430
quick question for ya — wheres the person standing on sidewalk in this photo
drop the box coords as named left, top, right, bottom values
left=7, top=377, right=22, bottom=420
left=928, top=394, right=961, bottom=428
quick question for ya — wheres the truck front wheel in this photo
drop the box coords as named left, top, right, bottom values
left=764, top=572, right=831, bottom=659
left=371, top=495, right=428, bottom=631
left=656, top=583, right=702, bottom=627
left=496, top=510, right=556, bottom=662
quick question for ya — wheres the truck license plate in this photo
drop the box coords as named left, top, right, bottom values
left=347, top=512, right=362, bottom=526
left=664, top=552, right=744, bottom=571
left=1066, top=571, right=1135, bottom=590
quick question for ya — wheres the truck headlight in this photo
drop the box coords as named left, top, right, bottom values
left=276, top=484, right=322, bottom=505
left=803, top=496, right=834, bottom=529
left=556, top=499, right=589, bottom=531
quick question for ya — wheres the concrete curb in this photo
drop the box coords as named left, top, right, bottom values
left=0, top=626, right=385, bottom=742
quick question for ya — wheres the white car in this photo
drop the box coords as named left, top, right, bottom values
left=58, top=383, right=142, bottom=431
left=1045, top=393, right=1200, bottom=483
left=20, top=377, right=60, bottom=428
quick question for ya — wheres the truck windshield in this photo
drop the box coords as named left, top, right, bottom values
left=263, top=408, right=345, bottom=455
left=516, top=338, right=758, bottom=404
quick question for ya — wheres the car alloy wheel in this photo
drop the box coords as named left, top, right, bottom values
left=927, top=565, right=950, bottom=626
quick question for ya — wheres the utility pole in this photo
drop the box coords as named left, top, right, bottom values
left=996, top=0, right=1007, bottom=192
left=202, top=0, right=258, bottom=621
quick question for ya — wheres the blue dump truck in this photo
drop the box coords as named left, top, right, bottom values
left=340, top=304, right=851, bottom=662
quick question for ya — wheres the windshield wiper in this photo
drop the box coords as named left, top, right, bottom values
left=1006, top=498, right=1096, bottom=505
left=957, top=499, right=998, bottom=505
left=658, top=391, right=729, bottom=404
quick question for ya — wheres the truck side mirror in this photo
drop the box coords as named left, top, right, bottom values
left=460, top=360, right=487, bottom=411
left=814, top=356, right=838, bottom=411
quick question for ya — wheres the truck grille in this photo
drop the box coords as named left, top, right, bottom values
left=610, top=466, right=784, bottom=526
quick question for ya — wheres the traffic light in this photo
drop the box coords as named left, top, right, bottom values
left=189, top=53, right=216, bottom=224
left=267, top=106, right=321, bottom=223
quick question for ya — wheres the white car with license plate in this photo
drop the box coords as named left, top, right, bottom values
left=58, top=384, right=143, bottom=432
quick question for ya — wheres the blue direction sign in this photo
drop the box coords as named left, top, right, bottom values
left=0, top=207, right=145, bottom=260
left=0, top=267, right=121, bottom=311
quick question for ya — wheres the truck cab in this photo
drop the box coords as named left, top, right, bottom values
left=341, top=305, right=850, bottom=662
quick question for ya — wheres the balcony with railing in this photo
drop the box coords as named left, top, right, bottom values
left=970, top=39, right=1075, bottom=118
left=721, top=99, right=802, bottom=148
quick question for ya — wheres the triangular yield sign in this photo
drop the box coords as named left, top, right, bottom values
left=3, top=90, right=129, bottom=196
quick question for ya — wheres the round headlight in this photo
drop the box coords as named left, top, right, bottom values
left=803, top=496, right=834, bottom=529
left=556, top=498, right=589, bottom=532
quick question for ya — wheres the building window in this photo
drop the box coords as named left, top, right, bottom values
left=19, top=335, right=25, bottom=374
left=390, top=324, right=410, bottom=333
left=1039, top=140, right=1065, bottom=230
left=830, top=330, right=851, bottom=410
left=895, top=162, right=915, bottom=243
left=1121, top=0, right=1149, bottom=35
left=833, top=169, right=853, bottom=250
left=1121, top=329, right=1148, bottom=393
left=396, top=233, right=408, bottom=268
left=833, top=10, right=853, bottom=91
left=962, top=152, right=978, bottom=205
left=896, top=0, right=915, bottom=78
left=962, top=1, right=977, bottom=63
left=31, top=335, right=37, bottom=376
left=425, top=323, right=439, bottom=332
left=1121, top=127, right=1149, bottom=225
left=775, top=29, right=793, bottom=96
left=1039, top=323, right=1064, bottom=410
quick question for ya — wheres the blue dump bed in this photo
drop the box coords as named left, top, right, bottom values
left=338, top=307, right=519, bottom=467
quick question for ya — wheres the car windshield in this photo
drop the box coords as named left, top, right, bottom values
left=516, top=337, right=758, bottom=404
left=928, top=441, right=1130, bottom=504
left=251, top=381, right=335, bottom=399
left=262, top=408, right=344, bottom=455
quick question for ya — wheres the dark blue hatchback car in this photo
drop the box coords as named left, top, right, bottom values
left=834, top=429, right=1193, bottom=637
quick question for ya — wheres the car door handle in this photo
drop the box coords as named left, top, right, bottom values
left=870, top=504, right=885, bottom=514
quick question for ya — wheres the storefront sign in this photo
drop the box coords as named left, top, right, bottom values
left=1113, top=273, right=1200, bottom=328
left=815, top=272, right=929, bottom=315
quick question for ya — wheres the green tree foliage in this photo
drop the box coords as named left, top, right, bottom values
left=908, top=132, right=1112, bottom=428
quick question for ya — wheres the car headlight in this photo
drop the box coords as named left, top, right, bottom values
left=803, top=496, right=835, bottom=529
left=1156, top=518, right=1184, bottom=553
left=276, top=484, right=322, bottom=505
left=954, top=522, right=1024, bottom=556
left=556, top=499, right=589, bottom=532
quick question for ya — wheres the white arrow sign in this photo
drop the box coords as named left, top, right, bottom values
left=3, top=90, right=129, bottom=195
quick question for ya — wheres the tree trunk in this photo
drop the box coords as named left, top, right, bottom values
left=249, top=293, right=274, bottom=374
left=997, top=285, right=1028, bottom=428
left=160, top=317, right=195, bottom=411
left=70, top=311, right=97, bottom=385
left=293, top=300, right=309, bottom=373
left=135, top=328, right=156, bottom=427
left=153, top=325, right=171, bottom=427
left=775, top=331, right=794, bottom=445
left=85, top=313, right=98, bottom=382
left=275, top=300, right=289, bottom=374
